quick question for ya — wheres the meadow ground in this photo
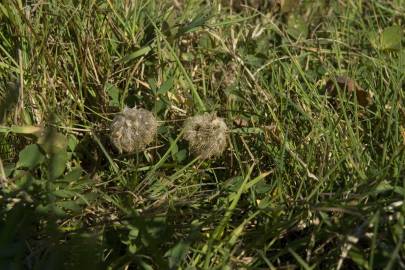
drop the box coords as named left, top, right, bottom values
left=0, top=0, right=404, bottom=269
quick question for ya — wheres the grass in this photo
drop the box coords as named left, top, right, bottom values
left=0, top=0, right=404, bottom=269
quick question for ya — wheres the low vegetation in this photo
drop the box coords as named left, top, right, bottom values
left=0, top=0, right=404, bottom=269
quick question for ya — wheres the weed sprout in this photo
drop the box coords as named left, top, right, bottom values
left=183, top=113, right=228, bottom=159
left=110, top=107, right=157, bottom=153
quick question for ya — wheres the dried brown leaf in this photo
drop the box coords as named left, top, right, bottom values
left=325, top=76, right=373, bottom=107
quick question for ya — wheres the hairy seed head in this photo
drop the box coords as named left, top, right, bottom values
left=110, top=107, right=157, bottom=153
left=183, top=113, right=228, bottom=159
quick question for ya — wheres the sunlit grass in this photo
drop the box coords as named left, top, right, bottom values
left=0, top=0, right=404, bottom=269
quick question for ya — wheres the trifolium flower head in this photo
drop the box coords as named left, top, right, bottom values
left=110, top=107, right=158, bottom=154
left=183, top=112, right=228, bottom=159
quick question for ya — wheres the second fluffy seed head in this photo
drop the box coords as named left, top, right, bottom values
left=110, top=107, right=158, bottom=153
left=183, top=113, right=228, bottom=159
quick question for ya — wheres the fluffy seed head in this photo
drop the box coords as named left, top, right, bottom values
left=110, top=107, right=158, bottom=153
left=183, top=113, right=228, bottom=159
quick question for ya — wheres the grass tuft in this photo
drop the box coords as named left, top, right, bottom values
left=0, top=0, right=404, bottom=269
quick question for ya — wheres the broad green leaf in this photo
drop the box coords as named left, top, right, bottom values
left=128, top=243, right=137, bottom=254
left=155, top=98, right=168, bottom=114
left=254, top=181, right=272, bottom=194
left=223, top=176, right=244, bottom=192
left=147, top=78, right=158, bottom=94
left=15, top=172, right=34, bottom=189
left=36, top=203, right=67, bottom=217
left=52, top=189, right=76, bottom=198
left=105, top=83, right=120, bottom=107
left=175, top=149, right=187, bottom=162
left=3, top=163, right=15, bottom=177
left=38, top=129, right=67, bottom=154
left=157, top=77, right=174, bottom=95
left=83, top=192, right=98, bottom=202
left=374, top=180, right=393, bottom=193
left=129, top=227, right=139, bottom=239
left=198, top=32, right=213, bottom=48
left=16, top=144, right=45, bottom=169
left=245, top=54, right=264, bottom=68
left=381, top=25, right=402, bottom=50
left=67, top=134, right=79, bottom=152
left=180, top=52, right=195, bottom=61
left=370, top=26, right=403, bottom=51
left=48, top=150, right=68, bottom=179
left=56, top=200, right=83, bottom=212
left=165, top=241, right=190, bottom=269
left=169, top=137, right=179, bottom=160
left=62, top=167, right=83, bottom=182
left=287, top=15, right=308, bottom=40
